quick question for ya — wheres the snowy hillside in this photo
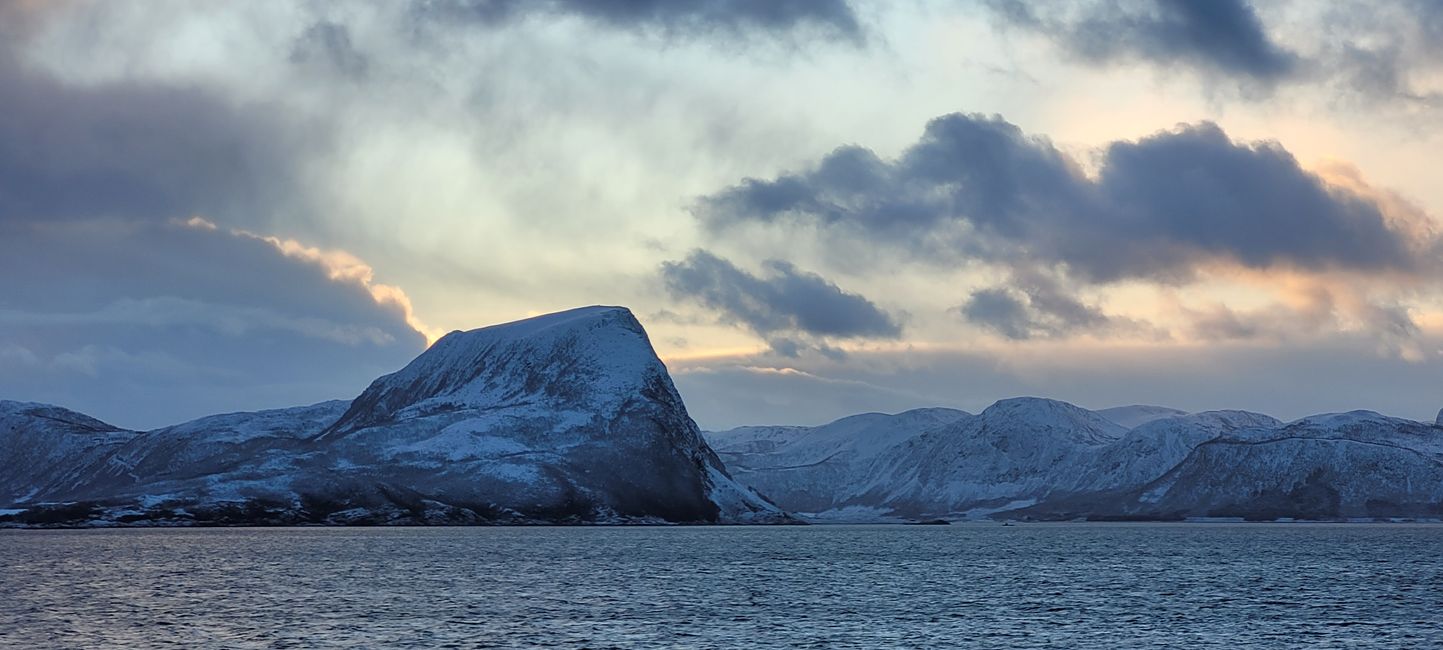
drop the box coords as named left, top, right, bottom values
left=853, top=398, right=1133, bottom=517
left=708, top=408, right=969, bottom=513
left=1, top=306, right=782, bottom=526
left=0, top=402, right=138, bottom=507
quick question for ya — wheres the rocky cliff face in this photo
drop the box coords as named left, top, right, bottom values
left=1, top=307, right=782, bottom=526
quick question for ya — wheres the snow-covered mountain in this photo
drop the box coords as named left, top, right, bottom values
left=708, top=407, right=970, bottom=513
left=706, top=398, right=1443, bottom=522
left=1, top=306, right=783, bottom=526
left=0, top=402, right=139, bottom=508
left=1028, top=410, right=1443, bottom=521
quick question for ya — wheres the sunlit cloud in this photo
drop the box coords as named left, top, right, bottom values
left=180, top=216, right=443, bottom=346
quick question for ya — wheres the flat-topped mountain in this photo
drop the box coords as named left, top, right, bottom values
left=707, top=399, right=1443, bottom=522
left=1, top=306, right=783, bottom=526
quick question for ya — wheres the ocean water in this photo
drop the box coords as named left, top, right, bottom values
left=1, top=524, right=1440, bottom=649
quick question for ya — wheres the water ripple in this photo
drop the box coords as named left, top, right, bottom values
left=1, top=524, right=1441, bottom=648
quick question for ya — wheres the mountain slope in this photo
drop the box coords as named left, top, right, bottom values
left=0, top=402, right=138, bottom=507
left=856, top=398, right=1131, bottom=517
left=1, top=306, right=782, bottom=526
left=707, top=408, right=969, bottom=514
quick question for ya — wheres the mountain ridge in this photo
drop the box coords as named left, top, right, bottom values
left=1, top=306, right=784, bottom=527
left=706, top=397, right=1441, bottom=522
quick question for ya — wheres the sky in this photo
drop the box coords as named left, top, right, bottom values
left=2, top=0, right=1441, bottom=430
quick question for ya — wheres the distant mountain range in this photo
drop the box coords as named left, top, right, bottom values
left=706, top=399, right=1443, bottom=522
left=3, top=305, right=1440, bottom=527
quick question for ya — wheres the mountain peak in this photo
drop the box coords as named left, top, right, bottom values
left=320, top=305, right=661, bottom=439
left=978, top=397, right=1126, bottom=444
left=433, top=305, right=638, bottom=347
left=0, top=400, right=125, bottom=433
left=981, top=396, right=1098, bottom=422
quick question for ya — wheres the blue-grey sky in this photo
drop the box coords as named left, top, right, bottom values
left=1, top=0, right=1440, bottom=429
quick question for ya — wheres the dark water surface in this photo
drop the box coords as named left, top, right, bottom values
left=1, top=524, right=1440, bottom=648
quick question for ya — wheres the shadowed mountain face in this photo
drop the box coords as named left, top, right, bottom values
left=0, top=307, right=783, bottom=527
left=707, top=400, right=1443, bottom=522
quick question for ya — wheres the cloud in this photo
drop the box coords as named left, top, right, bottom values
left=959, top=288, right=1034, bottom=340
left=0, top=50, right=321, bottom=229
left=992, top=0, right=1296, bottom=82
left=220, top=222, right=442, bottom=344
left=960, top=287, right=1101, bottom=341
left=0, top=219, right=427, bottom=429
left=959, top=268, right=1160, bottom=341
left=660, top=249, right=900, bottom=353
left=671, top=335, right=1443, bottom=430
left=991, top=0, right=1443, bottom=107
left=290, top=21, right=370, bottom=79
left=697, top=112, right=1441, bottom=353
left=421, top=0, right=864, bottom=43
left=992, top=0, right=1297, bottom=84
left=701, top=113, right=1436, bottom=284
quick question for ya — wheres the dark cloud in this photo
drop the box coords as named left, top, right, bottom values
left=960, top=283, right=1107, bottom=342
left=660, top=250, right=901, bottom=350
left=0, top=6, right=417, bottom=428
left=1084, top=121, right=1419, bottom=279
left=0, top=52, right=319, bottom=229
left=0, top=220, right=426, bottom=429
left=700, top=113, right=1433, bottom=284
left=993, top=0, right=1297, bottom=84
left=958, top=269, right=1154, bottom=341
left=290, top=21, right=370, bottom=79
left=959, top=289, right=1033, bottom=340
left=993, top=0, right=1443, bottom=107
left=421, top=0, right=863, bottom=43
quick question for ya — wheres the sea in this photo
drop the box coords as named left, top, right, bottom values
left=1, top=523, right=1440, bottom=648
